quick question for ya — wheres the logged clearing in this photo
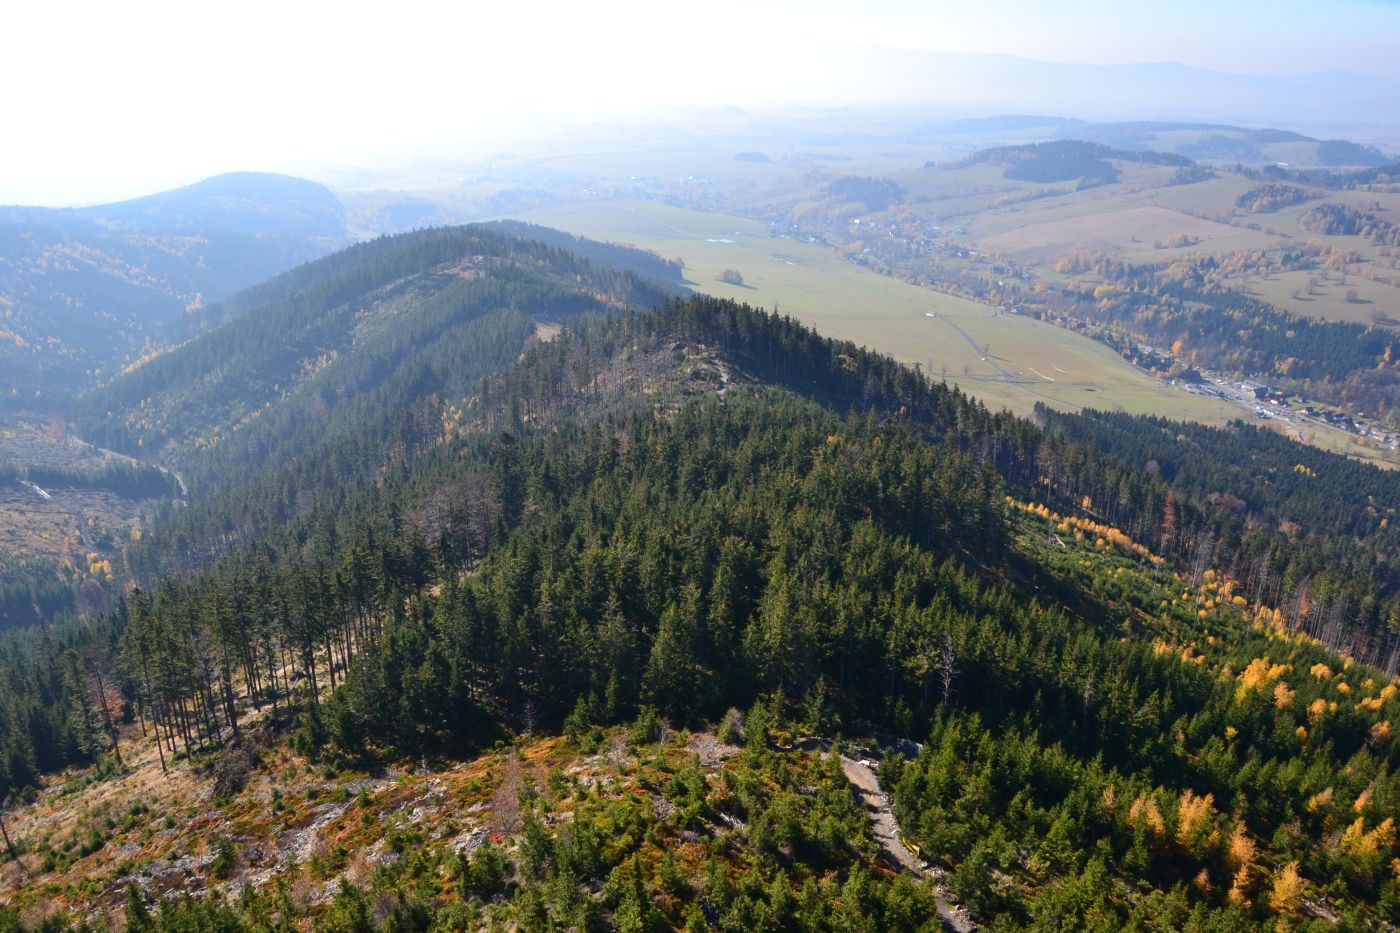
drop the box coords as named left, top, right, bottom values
left=512, top=200, right=1237, bottom=423
left=0, top=415, right=152, bottom=572
left=0, top=701, right=916, bottom=928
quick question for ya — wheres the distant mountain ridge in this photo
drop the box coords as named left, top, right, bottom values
left=1048, top=121, right=1394, bottom=167
left=913, top=114, right=1395, bottom=168
left=0, top=172, right=347, bottom=239
left=0, top=172, right=349, bottom=404
left=75, top=225, right=682, bottom=482
left=75, top=172, right=347, bottom=239
left=831, top=47, right=1400, bottom=138
left=956, top=139, right=1191, bottom=186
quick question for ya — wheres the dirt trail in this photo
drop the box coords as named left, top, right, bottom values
left=840, top=754, right=974, bottom=932
left=69, top=433, right=187, bottom=498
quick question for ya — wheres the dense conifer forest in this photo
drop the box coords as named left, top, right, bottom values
left=0, top=228, right=1396, bottom=930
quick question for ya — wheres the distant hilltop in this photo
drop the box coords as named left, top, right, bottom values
left=1, top=171, right=347, bottom=240
left=916, top=119, right=1395, bottom=171
left=0, top=172, right=349, bottom=403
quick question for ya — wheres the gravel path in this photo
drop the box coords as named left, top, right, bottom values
left=839, top=754, right=974, bottom=932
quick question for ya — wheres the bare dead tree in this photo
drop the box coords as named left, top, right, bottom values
left=1285, top=577, right=1312, bottom=634
left=938, top=635, right=957, bottom=704
left=0, top=794, right=19, bottom=869
left=1383, top=628, right=1400, bottom=679
left=1189, top=528, right=1215, bottom=589
left=1319, top=596, right=1349, bottom=654
left=84, top=646, right=122, bottom=769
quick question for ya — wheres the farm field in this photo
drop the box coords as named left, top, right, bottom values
left=887, top=158, right=1400, bottom=344
left=978, top=204, right=1265, bottom=264
left=1236, top=268, right=1400, bottom=326
left=924, top=174, right=1275, bottom=253
left=513, top=199, right=1240, bottom=423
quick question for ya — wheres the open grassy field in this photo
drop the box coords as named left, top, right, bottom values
left=980, top=205, right=1260, bottom=264
left=512, top=200, right=1240, bottom=423
left=952, top=179, right=1275, bottom=251
left=899, top=161, right=1400, bottom=331
left=1237, top=268, right=1400, bottom=326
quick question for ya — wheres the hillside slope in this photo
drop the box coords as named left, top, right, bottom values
left=83, top=172, right=346, bottom=240
left=0, top=173, right=348, bottom=403
left=1050, top=121, right=1395, bottom=168
left=0, top=233, right=1396, bottom=930
left=71, top=226, right=680, bottom=580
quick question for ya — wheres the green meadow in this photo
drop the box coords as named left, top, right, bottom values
left=515, top=199, right=1239, bottom=423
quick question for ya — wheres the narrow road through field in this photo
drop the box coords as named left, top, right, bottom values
left=626, top=205, right=1063, bottom=406
left=924, top=311, right=1065, bottom=404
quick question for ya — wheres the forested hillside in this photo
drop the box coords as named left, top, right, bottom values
left=0, top=173, right=347, bottom=404
left=73, top=226, right=679, bottom=582
left=964, top=140, right=1190, bottom=186
left=1037, top=407, right=1400, bottom=670
left=0, top=231, right=1396, bottom=930
left=83, top=173, right=346, bottom=240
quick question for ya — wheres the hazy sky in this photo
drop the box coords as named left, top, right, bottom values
left=3, top=0, right=1398, bottom=205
